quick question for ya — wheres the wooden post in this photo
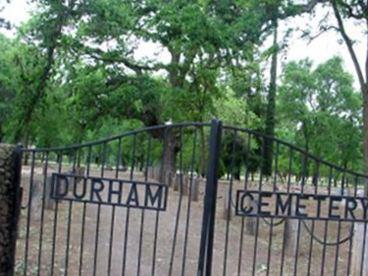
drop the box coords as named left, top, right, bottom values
left=0, top=144, right=22, bottom=276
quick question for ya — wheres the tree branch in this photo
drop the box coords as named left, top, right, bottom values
left=278, top=0, right=328, bottom=19
left=84, top=47, right=165, bottom=74
left=331, top=0, right=366, bottom=91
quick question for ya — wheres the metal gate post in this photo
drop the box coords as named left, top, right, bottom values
left=0, top=144, right=22, bottom=276
left=197, top=119, right=222, bottom=276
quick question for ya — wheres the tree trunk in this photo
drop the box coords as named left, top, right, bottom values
left=263, top=17, right=278, bottom=176
left=0, top=124, right=3, bottom=143
left=162, top=128, right=178, bottom=182
left=199, top=126, right=206, bottom=177
left=363, top=89, right=368, bottom=195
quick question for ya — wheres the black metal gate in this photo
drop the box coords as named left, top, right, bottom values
left=15, top=120, right=368, bottom=275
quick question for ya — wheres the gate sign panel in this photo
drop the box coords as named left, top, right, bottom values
left=236, top=189, right=368, bottom=222
left=51, top=173, right=168, bottom=211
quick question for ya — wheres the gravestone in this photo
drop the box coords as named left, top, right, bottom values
left=44, top=176, right=55, bottom=210
left=30, top=178, right=43, bottom=222
left=147, top=166, right=154, bottom=179
left=165, top=171, right=174, bottom=187
left=245, top=196, right=258, bottom=235
left=173, top=173, right=182, bottom=192
left=190, top=177, right=200, bottom=202
left=154, top=167, right=161, bottom=181
left=31, top=174, right=56, bottom=211
left=74, top=166, right=85, bottom=181
left=223, top=189, right=232, bottom=221
left=182, top=174, right=189, bottom=196
left=105, top=165, right=114, bottom=171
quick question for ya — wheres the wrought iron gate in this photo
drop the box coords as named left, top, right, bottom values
left=15, top=120, right=368, bottom=275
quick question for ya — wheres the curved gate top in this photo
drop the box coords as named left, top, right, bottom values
left=14, top=120, right=368, bottom=275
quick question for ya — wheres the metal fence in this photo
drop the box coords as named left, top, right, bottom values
left=14, top=120, right=368, bottom=275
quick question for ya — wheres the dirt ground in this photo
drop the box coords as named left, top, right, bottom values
left=15, top=166, right=357, bottom=276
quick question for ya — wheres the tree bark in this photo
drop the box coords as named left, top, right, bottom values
left=363, top=90, right=368, bottom=194
left=263, top=17, right=278, bottom=176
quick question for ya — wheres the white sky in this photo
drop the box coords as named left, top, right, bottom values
left=1, top=0, right=366, bottom=89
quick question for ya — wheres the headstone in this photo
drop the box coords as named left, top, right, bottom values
left=190, top=177, right=200, bottom=202
left=30, top=177, right=43, bottom=222
left=147, top=166, right=154, bottom=179
left=245, top=196, right=258, bottom=235
left=165, top=171, right=174, bottom=187
left=182, top=174, right=189, bottom=196
left=105, top=165, right=114, bottom=171
left=67, top=166, right=85, bottom=191
left=223, top=189, right=232, bottom=221
left=154, top=167, right=161, bottom=181
left=118, top=165, right=127, bottom=172
left=44, top=176, right=55, bottom=210
left=173, top=173, right=181, bottom=191
left=334, top=187, right=349, bottom=196
left=75, top=166, right=85, bottom=181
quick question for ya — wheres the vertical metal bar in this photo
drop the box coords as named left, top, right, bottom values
left=64, top=201, right=73, bottom=276
left=168, top=127, right=184, bottom=276
left=293, top=151, right=308, bottom=276
left=50, top=152, right=63, bottom=276
left=64, top=150, right=78, bottom=276
left=115, top=138, right=122, bottom=179
left=266, top=140, right=279, bottom=276
left=359, top=223, right=368, bottom=276
left=152, top=126, right=170, bottom=276
left=237, top=133, right=252, bottom=276
left=279, top=146, right=293, bottom=276
left=36, top=151, right=49, bottom=276
left=306, top=160, right=319, bottom=276
left=107, top=205, right=115, bottom=276
left=321, top=167, right=333, bottom=275
left=23, top=151, right=36, bottom=275
left=251, top=136, right=265, bottom=276
left=181, top=127, right=198, bottom=276
left=122, top=134, right=137, bottom=276
left=93, top=143, right=107, bottom=276
left=222, top=130, right=237, bottom=276
left=92, top=204, right=101, bottom=276
left=197, top=119, right=222, bottom=276
left=79, top=146, right=91, bottom=275
left=346, top=175, right=359, bottom=275
left=136, top=134, right=152, bottom=276
left=333, top=171, right=345, bottom=276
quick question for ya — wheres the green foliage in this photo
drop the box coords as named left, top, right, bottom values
left=0, top=0, right=365, bottom=176
left=277, top=57, right=362, bottom=172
